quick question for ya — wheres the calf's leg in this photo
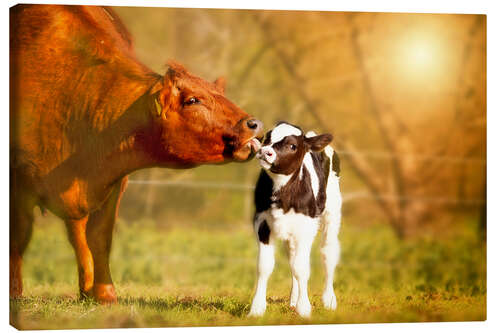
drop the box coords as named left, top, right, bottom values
left=320, top=209, right=341, bottom=310
left=288, top=233, right=315, bottom=318
left=86, top=177, right=127, bottom=304
left=286, top=240, right=298, bottom=308
left=290, top=275, right=299, bottom=308
left=249, top=220, right=275, bottom=317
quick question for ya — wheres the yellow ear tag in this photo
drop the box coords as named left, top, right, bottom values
left=154, top=98, right=162, bottom=117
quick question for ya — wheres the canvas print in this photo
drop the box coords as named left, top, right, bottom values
left=9, top=4, right=486, bottom=329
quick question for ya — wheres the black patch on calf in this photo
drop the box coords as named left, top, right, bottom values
left=262, top=130, right=272, bottom=145
left=269, top=151, right=329, bottom=218
left=254, top=151, right=332, bottom=218
left=309, top=151, right=330, bottom=214
left=321, top=151, right=331, bottom=184
left=278, top=166, right=319, bottom=217
left=270, top=135, right=306, bottom=175
left=332, top=150, right=341, bottom=176
left=254, top=170, right=273, bottom=213
left=258, top=220, right=271, bottom=244
left=305, top=134, right=333, bottom=152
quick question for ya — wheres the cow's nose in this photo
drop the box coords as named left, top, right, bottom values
left=246, top=118, right=263, bottom=132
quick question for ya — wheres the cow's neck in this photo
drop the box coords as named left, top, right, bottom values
left=87, top=80, right=163, bottom=192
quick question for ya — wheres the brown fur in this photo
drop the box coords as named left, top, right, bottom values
left=10, top=4, right=261, bottom=303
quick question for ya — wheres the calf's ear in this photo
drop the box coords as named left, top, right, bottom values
left=305, top=134, right=333, bottom=151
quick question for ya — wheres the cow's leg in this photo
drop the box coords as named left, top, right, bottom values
left=10, top=202, right=34, bottom=298
left=249, top=219, right=275, bottom=317
left=320, top=209, right=341, bottom=310
left=65, top=216, right=94, bottom=299
left=86, top=177, right=127, bottom=304
left=289, top=232, right=315, bottom=318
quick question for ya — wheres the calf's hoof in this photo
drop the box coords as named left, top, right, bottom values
left=322, top=290, right=337, bottom=310
left=93, top=284, right=118, bottom=304
left=290, top=294, right=298, bottom=309
left=295, top=300, right=311, bottom=318
left=248, top=302, right=266, bottom=317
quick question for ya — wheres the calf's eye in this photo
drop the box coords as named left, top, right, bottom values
left=185, top=97, right=200, bottom=106
left=290, top=144, right=296, bottom=151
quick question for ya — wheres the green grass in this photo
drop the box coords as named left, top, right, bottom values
left=10, top=218, right=486, bottom=329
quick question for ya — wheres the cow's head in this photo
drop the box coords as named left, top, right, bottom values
left=148, top=61, right=262, bottom=166
left=257, top=122, right=332, bottom=175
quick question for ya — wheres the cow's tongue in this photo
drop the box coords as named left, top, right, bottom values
left=249, top=138, right=261, bottom=152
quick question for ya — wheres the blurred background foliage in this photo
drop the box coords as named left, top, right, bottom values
left=111, top=8, right=485, bottom=239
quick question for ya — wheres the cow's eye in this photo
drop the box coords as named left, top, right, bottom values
left=184, top=97, right=200, bottom=106
left=290, top=144, right=296, bottom=151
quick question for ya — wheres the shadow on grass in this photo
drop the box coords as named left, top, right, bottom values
left=10, top=293, right=253, bottom=318
left=10, top=294, right=98, bottom=307
left=10, top=295, right=99, bottom=329
left=118, top=295, right=251, bottom=317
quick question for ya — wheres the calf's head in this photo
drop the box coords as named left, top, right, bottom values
left=148, top=61, right=262, bottom=165
left=256, top=122, right=332, bottom=175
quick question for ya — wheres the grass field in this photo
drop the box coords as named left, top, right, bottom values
left=10, top=216, right=486, bottom=329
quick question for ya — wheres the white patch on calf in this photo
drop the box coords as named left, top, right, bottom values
left=302, top=152, right=319, bottom=199
left=323, top=144, right=342, bottom=212
left=265, top=171, right=292, bottom=192
left=305, top=130, right=317, bottom=138
left=270, top=123, right=302, bottom=144
left=323, top=143, right=334, bottom=157
left=258, top=146, right=276, bottom=169
left=269, top=208, right=319, bottom=241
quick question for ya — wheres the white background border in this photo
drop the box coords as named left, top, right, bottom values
left=2, top=1, right=497, bottom=332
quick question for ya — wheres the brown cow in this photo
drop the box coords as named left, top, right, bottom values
left=10, top=4, right=263, bottom=303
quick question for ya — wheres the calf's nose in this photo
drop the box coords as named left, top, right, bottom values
left=246, top=118, right=263, bottom=132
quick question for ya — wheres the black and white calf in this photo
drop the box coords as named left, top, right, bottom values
left=248, top=122, right=342, bottom=318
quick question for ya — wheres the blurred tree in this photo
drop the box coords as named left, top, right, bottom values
left=114, top=8, right=486, bottom=238
left=251, top=11, right=486, bottom=238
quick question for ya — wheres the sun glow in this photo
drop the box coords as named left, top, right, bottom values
left=408, top=41, right=434, bottom=68
left=395, top=32, right=445, bottom=82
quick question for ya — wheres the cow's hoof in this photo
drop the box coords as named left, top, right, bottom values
left=94, top=284, right=118, bottom=304
left=79, top=289, right=94, bottom=301
left=10, top=289, right=22, bottom=299
left=10, top=270, right=23, bottom=298
left=10, top=282, right=23, bottom=299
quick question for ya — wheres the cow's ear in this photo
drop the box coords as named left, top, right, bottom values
left=149, top=80, right=165, bottom=117
left=152, top=69, right=179, bottom=116
left=149, top=79, right=163, bottom=95
left=214, top=77, right=226, bottom=94
left=164, top=61, right=184, bottom=88
left=164, top=66, right=180, bottom=86
left=305, top=134, right=333, bottom=152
